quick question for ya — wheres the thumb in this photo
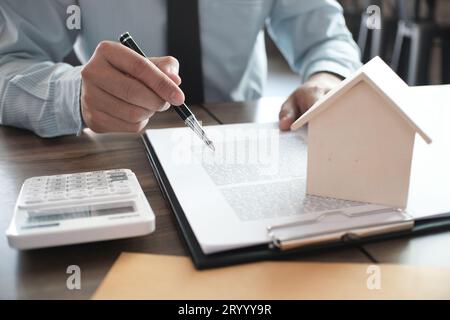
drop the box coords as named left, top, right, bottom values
left=279, top=95, right=300, bottom=131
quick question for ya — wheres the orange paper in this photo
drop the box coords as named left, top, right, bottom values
left=93, top=253, right=450, bottom=300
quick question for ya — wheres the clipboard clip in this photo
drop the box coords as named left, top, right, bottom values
left=267, top=208, right=414, bottom=251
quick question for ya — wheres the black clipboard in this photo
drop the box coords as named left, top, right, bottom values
left=142, top=134, right=450, bottom=270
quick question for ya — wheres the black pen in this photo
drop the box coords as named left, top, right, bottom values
left=119, top=32, right=215, bottom=151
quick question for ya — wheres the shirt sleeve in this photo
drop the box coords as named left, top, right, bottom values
left=266, top=0, right=362, bottom=82
left=0, top=0, right=83, bottom=138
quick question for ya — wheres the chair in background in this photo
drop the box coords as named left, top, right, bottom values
left=358, top=0, right=382, bottom=62
left=356, top=0, right=399, bottom=63
left=443, top=31, right=450, bottom=84
left=391, top=0, right=450, bottom=85
left=338, top=0, right=364, bottom=41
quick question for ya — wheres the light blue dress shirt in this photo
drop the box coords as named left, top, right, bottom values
left=0, top=0, right=361, bottom=137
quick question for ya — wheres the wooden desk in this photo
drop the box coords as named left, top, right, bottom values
left=2, top=90, right=449, bottom=299
left=0, top=102, right=370, bottom=300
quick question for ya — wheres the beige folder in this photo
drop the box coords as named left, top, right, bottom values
left=93, top=253, right=450, bottom=300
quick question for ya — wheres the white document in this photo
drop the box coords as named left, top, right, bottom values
left=146, top=123, right=417, bottom=254
left=404, top=85, right=450, bottom=219
left=146, top=86, right=450, bottom=254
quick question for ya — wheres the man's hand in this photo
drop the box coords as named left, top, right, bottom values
left=81, top=41, right=185, bottom=133
left=278, top=72, right=342, bottom=131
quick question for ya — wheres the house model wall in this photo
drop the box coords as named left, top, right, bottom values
left=291, top=57, right=431, bottom=208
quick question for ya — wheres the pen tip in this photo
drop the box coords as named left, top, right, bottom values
left=207, top=141, right=215, bottom=152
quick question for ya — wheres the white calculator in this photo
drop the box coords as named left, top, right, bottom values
left=6, top=169, right=155, bottom=249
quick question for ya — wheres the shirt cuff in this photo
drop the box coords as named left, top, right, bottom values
left=53, top=65, right=84, bottom=136
left=302, top=60, right=360, bottom=82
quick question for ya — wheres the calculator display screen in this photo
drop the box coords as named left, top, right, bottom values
left=26, top=203, right=136, bottom=224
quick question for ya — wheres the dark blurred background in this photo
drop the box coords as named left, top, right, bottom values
left=266, top=0, right=450, bottom=97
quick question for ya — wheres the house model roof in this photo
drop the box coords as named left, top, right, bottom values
left=291, top=56, right=432, bottom=144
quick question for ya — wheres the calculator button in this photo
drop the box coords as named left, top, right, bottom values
left=91, top=192, right=108, bottom=197
left=25, top=198, right=43, bottom=204
left=91, top=189, right=109, bottom=196
left=25, top=192, right=45, bottom=199
left=109, top=177, right=128, bottom=183
left=93, top=186, right=108, bottom=191
left=111, top=180, right=127, bottom=185
left=68, top=192, right=88, bottom=199
left=47, top=192, right=67, bottom=201
left=27, top=188, right=44, bottom=195
left=68, top=184, right=85, bottom=191
left=89, top=172, right=104, bottom=177
left=29, top=177, right=46, bottom=184
left=49, top=187, right=65, bottom=193
left=88, top=178, right=106, bottom=184
left=28, top=181, right=44, bottom=187
left=116, top=188, right=131, bottom=194
left=48, top=181, right=64, bottom=186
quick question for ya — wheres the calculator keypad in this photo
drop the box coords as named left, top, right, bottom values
left=20, top=169, right=135, bottom=207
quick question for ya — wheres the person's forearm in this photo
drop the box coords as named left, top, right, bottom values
left=300, top=38, right=361, bottom=83
left=0, top=0, right=81, bottom=137
left=307, top=72, right=343, bottom=85
left=298, top=4, right=361, bottom=81
left=0, top=57, right=83, bottom=137
left=268, top=0, right=361, bottom=82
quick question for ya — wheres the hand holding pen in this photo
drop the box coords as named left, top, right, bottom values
left=80, top=39, right=184, bottom=133
left=119, top=32, right=214, bottom=151
left=79, top=33, right=214, bottom=150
